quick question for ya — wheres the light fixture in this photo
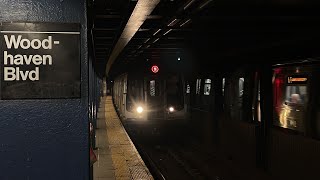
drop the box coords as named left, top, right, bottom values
left=183, top=0, right=196, bottom=10
left=178, top=57, right=181, bottom=61
left=163, top=29, right=172, bottom=35
left=199, top=0, right=213, bottom=9
left=144, top=38, right=150, bottom=43
left=169, top=107, right=174, bottom=112
left=152, top=38, right=160, bottom=43
left=136, top=106, right=144, bottom=113
left=168, top=18, right=180, bottom=26
left=180, top=19, right=191, bottom=27
left=153, top=29, right=161, bottom=36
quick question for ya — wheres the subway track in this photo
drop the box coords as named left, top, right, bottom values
left=121, top=121, right=221, bottom=180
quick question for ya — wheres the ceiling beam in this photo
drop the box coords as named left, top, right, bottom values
left=106, top=0, right=161, bottom=76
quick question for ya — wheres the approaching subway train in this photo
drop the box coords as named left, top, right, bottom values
left=112, top=65, right=190, bottom=125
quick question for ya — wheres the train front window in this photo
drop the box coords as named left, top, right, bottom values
left=204, top=79, right=211, bottom=95
left=285, top=86, right=307, bottom=105
left=196, top=79, right=201, bottom=94
left=167, top=74, right=184, bottom=110
left=126, top=77, right=144, bottom=112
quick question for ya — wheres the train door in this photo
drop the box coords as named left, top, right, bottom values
left=146, top=76, right=165, bottom=119
left=224, top=75, right=245, bottom=121
left=121, top=74, right=127, bottom=115
left=273, top=66, right=310, bottom=133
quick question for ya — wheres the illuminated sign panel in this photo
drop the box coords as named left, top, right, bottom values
left=151, top=65, right=159, bottom=73
left=0, top=22, right=80, bottom=99
left=287, top=75, right=308, bottom=84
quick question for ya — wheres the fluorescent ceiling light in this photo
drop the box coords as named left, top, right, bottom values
left=180, top=19, right=191, bottom=27
left=163, top=29, right=172, bottom=35
left=152, top=38, right=160, bottom=43
left=199, top=0, right=213, bottom=9
left=183, top=0, right=196, bottom=10
left=144, top=38, right=150, bottom=43
left=168, top=18, right=180, bottom=26
left=153, top=29, right=161, bottom=36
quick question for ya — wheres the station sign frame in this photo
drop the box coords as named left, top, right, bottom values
left=0, top=22, right=81, bottom=99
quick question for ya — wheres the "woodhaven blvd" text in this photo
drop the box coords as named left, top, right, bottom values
left=3, top=35, right=57, bottom=81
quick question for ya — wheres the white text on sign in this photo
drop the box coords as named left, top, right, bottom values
left=3, top=35, right=57, bottom=81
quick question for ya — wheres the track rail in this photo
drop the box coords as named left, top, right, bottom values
left=123, top=121, right=213, bottom=180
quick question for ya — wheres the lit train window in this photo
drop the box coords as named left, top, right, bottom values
left=239, top=78, right=244, bottom=98
left=236, top=77, right=244, bottom=121
left=253, top=80, right=261, bottom=122
left=204, top=79, right=211, bottom=95
left=150, top=80, right=156, bottom=96
left=285, top=86, right=307, bottom=105
left=123, top=80, right=127, bottom=93
left=186, top=83, right=190, bottom=94
left=196, top=79, right=201, bottom=94
left=257, top=81, right=261, bottom=122
left=222, top=78, right=225, bottom=96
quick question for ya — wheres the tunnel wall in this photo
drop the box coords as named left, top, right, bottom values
left=0, top=1, right=89, bottom=179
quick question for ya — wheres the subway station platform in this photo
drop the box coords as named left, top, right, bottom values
left=93, top=96, right=154, bottom=180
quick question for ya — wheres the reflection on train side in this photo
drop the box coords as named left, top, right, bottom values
left=279, top=86, right=307, bottom=130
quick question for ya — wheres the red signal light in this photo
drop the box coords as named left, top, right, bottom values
left=151, top=65, right=159, bottom=73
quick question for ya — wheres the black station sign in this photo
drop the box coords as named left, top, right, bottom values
left=0, top=22, right=80, bottom=99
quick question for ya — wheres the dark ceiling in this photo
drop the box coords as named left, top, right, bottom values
left=90, top=0, right=320, bottom=79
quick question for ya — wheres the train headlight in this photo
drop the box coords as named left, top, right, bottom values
left=136, top=106, right=144, bottom=113
left=169, top=106, right=175, bottom=112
